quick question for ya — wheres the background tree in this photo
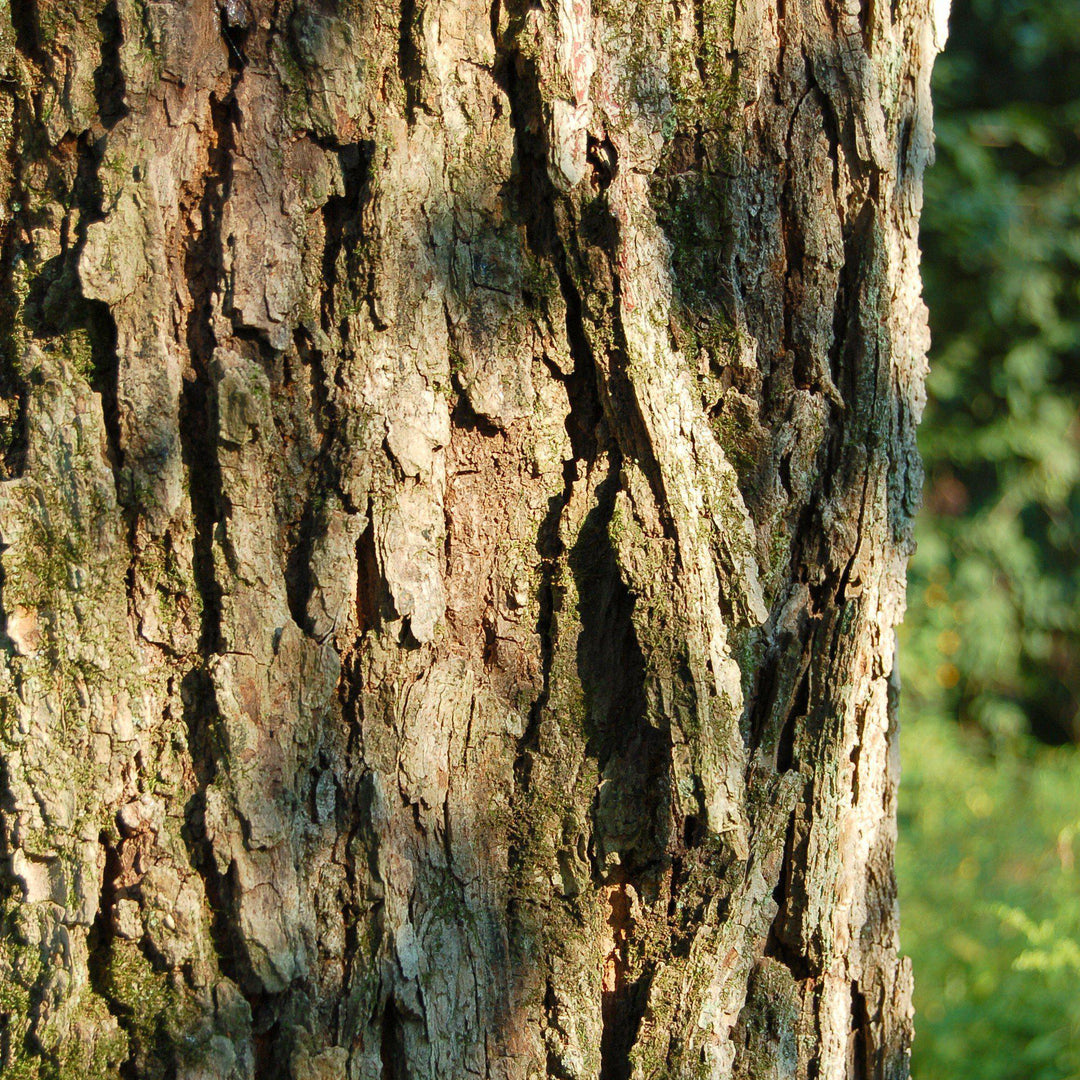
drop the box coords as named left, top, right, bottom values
left=0, top=0, right=942, bottom=1077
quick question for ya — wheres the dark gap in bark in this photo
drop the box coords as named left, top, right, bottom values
left=451, top=393, right=502, bottom=438
left=824, top=598, right=848, bottom=669
left=276, top=321, right=360, bottom=635
left=896, top=112, right=913, bottom=185
left=398, top=0, right=423, bottom=122
left=0, top=537, right=11, bottom=656
left=0, top=243, right=27, bottom=479
left=498, top=22, right=608, bottom=852
left=509, top=456, right=565, bottom=796
left=764, top=811, right=813, bottom=980
left=180, top=670, right=265, bottom=1058
left=482, top=611, right=498, bottom=670
left=278, top=340, right=337, bottom=636
left=850, top=980, right=871, bottom=1077
left=265, top=380, right=316, bottom=631
left=355, top=510, right=383, bottom=634
left=831, top=291, right=883, bottom=592
left=320, top=140, right=373, bottom=337
left=180, top=90, right=239, bottom=655
left=777, top=445, right=794, bottom=495
left=380, top=997, right=408, bottom=1080
left=692, top=0, right=707, bottom=83
left=95, top=0, right=129, bottom=128
left=85, top=832, right=190, bottom=1078
left=0, top=1012, right=11, bottom=1073
left=828, top=201, right=874, bottom=404
left=776, top=665, right=809, bottom=772
left=682, top=813, right=704, bottom=849
left=858, top=0, right=874, bottom=54
left=571, top=459, right=672, bottom=875
left=284, top=489, right=321, bottom=634
left=294, top=328, right=335, bottom=444
left=335, top=751, right=368, bottom=1043
left=850, top=707, right=864, bottom=804
left=780, top=214, right=807, bottom=394
left=230, top=323, right=279, bottom=368
left=180, top=671, right=256, bottom=1007
left=494, top=35, right=602, bottom=463
left=179, top=371, right=224, bottom=653
left=220, top=6, right=252, bottom=71
left=491, top=3, right=531, bottom=128
left=85, top=833, right=130, bottom=1067
left=587, top=134, right=618, bottom=191
left=9, top=2, right=45, bottom=64
left=185, top=94, right=234, bottom=364
left=825, top=272, right=851, bottom=406
left=666, top=848, right=685, bottom=932
left=743, top=625, right=789, bottom=754
left=599, top=883, right=649, bottom=1080
left=181, top=668, right=218, bottom=789
left=84, top=299, right=125, bottom=485
left=253, top=1010, right=283, bottom=1078
left=558, top=276, right=603, bottom=464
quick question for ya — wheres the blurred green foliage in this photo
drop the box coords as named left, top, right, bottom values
left=910, top=0, right=1080, bottom=745
left=899, top=0, right=1080, bottom=1075
left=897, top=715, right=1080, bottom=1078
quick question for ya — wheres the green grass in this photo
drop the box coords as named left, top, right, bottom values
left=897, top=691, right=1080, bottom=1080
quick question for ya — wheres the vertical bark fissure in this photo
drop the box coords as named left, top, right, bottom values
left=599, top=882, right=654, bottom=1080
left=94, top=0, right=128, bottom=129
left=398, top=0, right=424, bottom=123
left=85, top=833, right=139, bottom=1080
left=180, top=88, right=234, bottom=657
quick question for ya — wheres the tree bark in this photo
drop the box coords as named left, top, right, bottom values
left=0, top=0, right=944, bottom=1076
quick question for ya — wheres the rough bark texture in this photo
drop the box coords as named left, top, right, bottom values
left=0, top=0, right=944, bottom=1076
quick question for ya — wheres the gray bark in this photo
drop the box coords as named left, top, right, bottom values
left=0, top=0, right=944, bottom=1076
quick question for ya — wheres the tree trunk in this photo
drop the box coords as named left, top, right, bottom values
left=0, top=0, right=944, bottom=1076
